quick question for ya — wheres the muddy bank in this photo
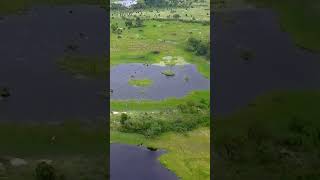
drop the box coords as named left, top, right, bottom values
left=0, top=5, right=107, bottom=122
left=110, top=143, right=177, bottom=180
left=213, top=8, right=320, bottom=115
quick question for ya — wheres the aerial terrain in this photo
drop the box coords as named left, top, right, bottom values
left=213, top=0, right=320, bottom=179
left=110, top=0, right=210, bottom=179
left=0, top=1, right=108, bottom=179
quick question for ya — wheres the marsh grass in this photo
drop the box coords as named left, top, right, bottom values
left=111, top=90, right=209, bottom=111
left=128, top=78, right=153, bottom=87
left=161, top=69, right=175, bottom=76
left=56, top=55, right=108, bottom=79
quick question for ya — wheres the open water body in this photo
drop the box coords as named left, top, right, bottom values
left=110, top=143, right=178, bottom=180
left=111, top=63, right=210, bottom=100
left=0, top=5, right=107, bottom=122
left=213, top=9, right=320, bottom=115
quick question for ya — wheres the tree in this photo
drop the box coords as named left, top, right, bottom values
left=135, top=17, right=144, bottom=27
left=35, top=162, right=56, bottom=180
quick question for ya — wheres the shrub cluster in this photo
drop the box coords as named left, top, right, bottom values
left=186, top=37, right=210, bottom=59
left=118, top=100, right=210, bottom=137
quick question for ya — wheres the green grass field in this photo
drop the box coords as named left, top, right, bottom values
left=111, top=13, right=210, bottom=78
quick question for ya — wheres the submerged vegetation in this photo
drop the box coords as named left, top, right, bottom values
left=57, top=55, right=108, bottom=79
left=161, top=69, right=175, bottom=76
left=128, top=78, right=153, bottom=87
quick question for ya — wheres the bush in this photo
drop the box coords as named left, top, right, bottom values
left=119, top=101, right=210, bottom=137
left=186, top=37, right=210, bottom=59
left=135, top=17, right=144, bottom=27
left=35, top=162, right=56, bottom=180
left=120, top=113, right=129, bottom=125
left=173, top=14, right=180, bottom=19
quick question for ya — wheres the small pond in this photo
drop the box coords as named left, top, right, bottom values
left=111, top=63, right=210, bottom=100
left=110, top=143, right=178, bottom=180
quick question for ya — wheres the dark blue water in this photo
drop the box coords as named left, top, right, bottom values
left=110, top=143, right=178, bottom=180
left=213, top=9, right=320, bottom=115
left=0, top=5, right=107, bottom=122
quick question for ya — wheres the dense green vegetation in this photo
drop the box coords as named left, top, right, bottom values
left=112, top=100, right=209, bottom=137
left=214, top=91, right=320, bottom=179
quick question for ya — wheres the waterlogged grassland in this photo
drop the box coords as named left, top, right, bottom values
left=111, top=127, right=210, bottom=180
left=110, top=90, right=210, bottom=179
left=57, top=55, right=108, bottom=79
left=110, top=19, right=210, bottom=78
left=0, top=121, right=107, bottom=179
left=0, top=0, right=107, bottom=15
left=214, top=91, right=320, bottom=179
left=128, top=78, right=153, bottom=87
left=111, top=90, right=209, bottom=111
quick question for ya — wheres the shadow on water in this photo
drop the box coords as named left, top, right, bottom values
left=0, top=5, right=107, bottom=122
left=110, top=143, right=178, bottom=180
left=111, top=63, right=210, bottom=100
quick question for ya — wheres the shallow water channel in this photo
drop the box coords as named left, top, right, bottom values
left=111, top=63, right=210, bottom=100
left=110, top=143, right=178, bottom=180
